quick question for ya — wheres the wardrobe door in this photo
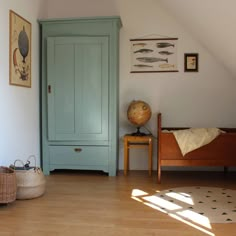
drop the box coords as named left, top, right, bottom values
left=47, top=36, right=109, bottom=142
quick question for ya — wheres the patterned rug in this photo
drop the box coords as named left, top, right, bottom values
left=144, top=186, right=236, bottom=224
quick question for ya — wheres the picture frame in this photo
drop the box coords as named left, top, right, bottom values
left=130, top=38, right=178, bottom=73
left=9, top=10, right=31, bottom=87
left=184, top=53, right=198, bottom=72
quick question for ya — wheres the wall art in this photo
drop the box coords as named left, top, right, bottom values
left=184, top=53, right=199, bottom=72
left=9, top=10, right=31, bottom=87
left=130, top=38, right=178, bottom=73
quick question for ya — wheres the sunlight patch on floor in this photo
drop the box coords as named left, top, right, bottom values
left=131, top=189, right=148, bottom=202
left=169, top=213, right=215, bottom=236
left=131, top=189, right=148, bottom=197
left=166, top=192, right=194, bottom=205
left=143, top=195, right=182, bottom=211
left=177, top=210, right=211, bottom=228
left=143, top=202, right=168, bottom=214
left=131, top=188, right=215, bottom=236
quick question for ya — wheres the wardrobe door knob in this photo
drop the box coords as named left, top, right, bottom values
left=74, top=148, right=82, bottom=153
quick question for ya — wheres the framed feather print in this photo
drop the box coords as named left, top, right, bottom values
left=9, top=10, right=31, bottom=87
left=130, top=38, right=178, bottom=73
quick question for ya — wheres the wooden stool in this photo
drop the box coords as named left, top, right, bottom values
left=123, top=135, right=153, bottom=176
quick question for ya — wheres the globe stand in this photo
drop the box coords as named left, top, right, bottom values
left=131, top=127, right=147, bottom=136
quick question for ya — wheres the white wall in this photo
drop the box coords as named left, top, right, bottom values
left=158, top=0, right=236, bottom=78
left=0, top=0, right=47, bottom=166
left=47, top=0, right=118, bottom=18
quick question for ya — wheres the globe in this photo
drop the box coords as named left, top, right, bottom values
left=127, top=100, right=152, bottom=136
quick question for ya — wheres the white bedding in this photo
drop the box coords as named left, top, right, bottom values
left=172, top=128, right=223, bottom=156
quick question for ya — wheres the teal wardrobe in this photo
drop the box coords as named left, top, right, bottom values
left=39, top=17, right=121, bottom=175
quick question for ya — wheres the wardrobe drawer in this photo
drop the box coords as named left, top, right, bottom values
left=49, top=146, right=109, bottom=166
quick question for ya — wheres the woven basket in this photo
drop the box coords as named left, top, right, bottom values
left=15, top=167, right=46, bottom=200
left=0, top=167, right=17, bottom=204
left=13, top=157, right=46, bottom=200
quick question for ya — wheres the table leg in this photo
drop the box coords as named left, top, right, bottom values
left=148, top=138, right=153, bottom=176
left=124, top=138, right=129, bottom=175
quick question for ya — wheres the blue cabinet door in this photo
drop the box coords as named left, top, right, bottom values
left=47, top=36, right=109, bottom=141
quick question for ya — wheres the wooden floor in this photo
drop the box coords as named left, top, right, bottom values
left=0, top=170, right=236, bottom=236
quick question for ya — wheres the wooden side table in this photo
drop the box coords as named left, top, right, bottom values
left=123, top=135, right=153, bottom=176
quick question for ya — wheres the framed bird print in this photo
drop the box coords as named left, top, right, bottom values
left=9, top=10, right=31, bottom=87
left=130, top=38, right=178, bottom=73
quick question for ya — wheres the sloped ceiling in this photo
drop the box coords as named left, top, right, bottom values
left=158, top=0, right=236, bottom=78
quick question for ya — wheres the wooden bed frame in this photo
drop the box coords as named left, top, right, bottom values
left=157, top=113, right=236, bottom=183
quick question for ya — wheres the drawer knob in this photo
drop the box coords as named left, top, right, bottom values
left=74, top=148, right=82, bottom=153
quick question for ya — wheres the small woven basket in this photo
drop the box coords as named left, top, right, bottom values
left=13, top=156, right=46, bottom=200
left=0, top=166, right=17, bottom=204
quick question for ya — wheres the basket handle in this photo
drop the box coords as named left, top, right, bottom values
left=26, top=155, right=37, bottom=167
left=13, top=159, right=26, bottom=169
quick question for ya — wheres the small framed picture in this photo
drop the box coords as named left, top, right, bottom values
left=184, top=53, right=198, bottom=72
